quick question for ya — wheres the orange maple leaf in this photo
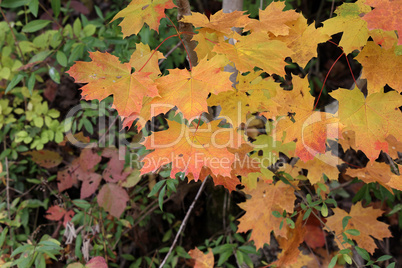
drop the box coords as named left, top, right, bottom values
left=237, top=181, right=297, bottom=249
left=188, top=248, right=214, bottom=268
left=273, top=77, right=340, bottom=161
left=66, top=51, right=159, bottom=118
left=346, top=162, right=401, bottom=192
left=110, top=0, right=176, bottom=37
left=148, top=55, right=232, bottom=120
left=330, top=87, right=402, bottom=162
left=271, top=213, right=306, bottom=267
left=362, top=0, right=402, bottom=45
left=140, top=120, right=243, bottom=180
left=325, top=202, right=392, bottom=254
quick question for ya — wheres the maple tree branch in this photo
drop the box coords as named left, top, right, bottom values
left=159, top=177, right=209, bottom=267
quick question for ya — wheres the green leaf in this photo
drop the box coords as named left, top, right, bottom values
left=5, top=74, right=24, bottom=93
left=29, top=50, right=52, bottom=64
left=83, top=24, right=96, bottom=36
left=48, top=66, right=60, bottom=84
left=22, top=20, right=51, bottom=33
left=158, top=185, right=166, bottom=211
left=27, top=73, right=36, bottom=94
left=51, top=0, right=61, bottom=18
left=303, top=208, right=312, bottom=220
left=148, top=180, right=166, bottom=197
left=386, top=263, right=396, bottom=268
left=0, top=227, right=8, bottom=248
left=0, top=0, right=29, bottom=8
left=73, top=18, right=82, bottom=37
left=377, top=255, right=393, bottom=262
left=345, top=229, right=360, bottom=236
left=342, top=216, right=352, bottom=229
left=328, top=255, right=338, bottom=268
left=321, top=203, right=328, bottom=217
left=355, top=246, right=370, bottom=261
left=272, top=210, right=281, bottom=218
left=29, top=0, right=39, bottom=17
left=342, top=254, right=352, bottom=264
left=56, top=51, right=67, bottom=67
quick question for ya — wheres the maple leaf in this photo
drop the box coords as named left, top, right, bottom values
left=271, top=214, right=306, bottom=267
left=273, top=77, right=340, bottom=161
left=212, top=31, right=293, bottom=76
left=330, top=87, right=402, bottom=162
left=321, top=0, right=371, bottom=54
left=295, top=152, right=343, bottom=184
left=110, top=0, right=176, bottom=37
left=237, top=181, right=297, bottom=249
left=354, top=41, right=402, bottom=93
left=97, top=183, right=129, bottom=218
left=362, top=0, right=402, bottom=45
left=67, top=51, right=159, bottom=119
left=346, top=162, right=401, bottom=192
left=385, top=135, right=402, bottom=159
left=188, top=248, right=214, bottom=268
left=22, top=150, right=62, bottom=169
left=141, top=120, right=243, bottom=181
left=191, top=29, right=221, bottom=61
left=207, top=90, right=253, bottom=129
left=147, top=55, right=232, bottom=120
left=244, top=1, right=300, bottom=36
left=325, top=202, right=392, bottom=254
left=369, top=29, right=399, bottom=49
left=274, top=16, right=330, bottom=67
left=180, top=10, right=250, bottom=35
left=129, top=43, right=165, bottom=78
left=197, top=167, right=240, bottom=192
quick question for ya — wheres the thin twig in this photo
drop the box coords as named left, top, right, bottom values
left=158, top=42, right=182, bottom=65
left=159, top=177, right=208, bottom=267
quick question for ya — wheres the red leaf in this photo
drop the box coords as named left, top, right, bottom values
left=86, top=256, right=108, bottom=268
left=97, top=183, right=129, bottom=218
left=45, top=205, right=66, bottom=221
left=80, top=173, right=102, bottom=199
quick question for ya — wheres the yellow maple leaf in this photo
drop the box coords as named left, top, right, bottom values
left=110, top=0, right=176, bottom=37
left=321, top=0, right=371, bottom=54
left=212, top=31, right=293, bottom=76
left=354, top=41, right=402, bottom=93
left=148, top=55, right=232, bottom=120
left=244, top=1, right=300, bottom=36
left=330, top=87, right=402, bottom=162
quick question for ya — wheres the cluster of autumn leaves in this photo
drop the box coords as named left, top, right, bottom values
left=66, top=0, right=401, bottom=265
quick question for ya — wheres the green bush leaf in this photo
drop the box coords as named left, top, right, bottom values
left=22, top=20, right=51, bottom=33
